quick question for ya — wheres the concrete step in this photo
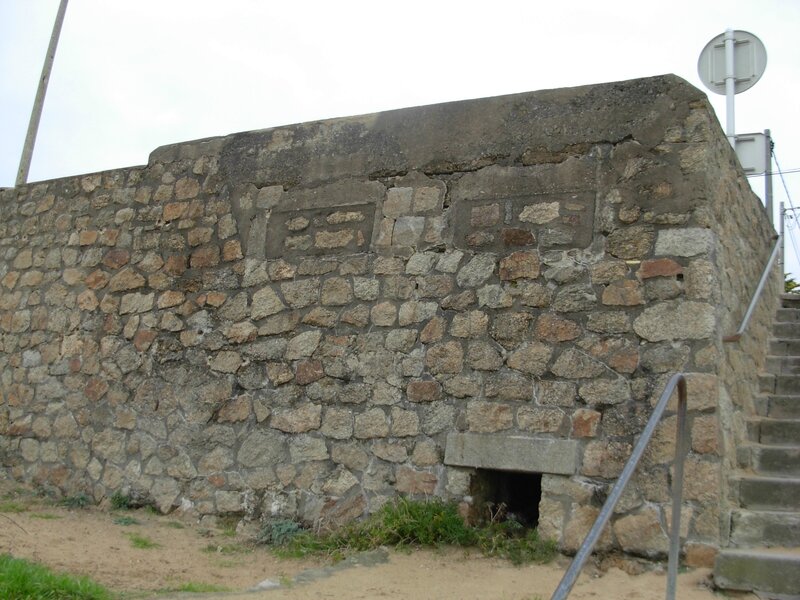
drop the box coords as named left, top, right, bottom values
left=748, top=418, right=800, bottom=445
left=730, top=509, right=800, bottom=547
left=766, top=356, right=800, bottom=375
left=774, top=322, right=800, bottom=338
left=761, top=374, right=800, bottom=395
left=770, top=338, right=800, bottom=356
left=750, top=445, right=800, bottom=477
left=734, top=475, right=800, bottom=511
left=755, top=395, right=800, bottom=419
left=740, top=443, right=800, bottom=476
left=775, top=307, right=800, bottom=323
left=721, top=299, right=800, bottom=597
left=715, top=547, right=800, bottom=596
left=782, top=294, right=800, bottom=309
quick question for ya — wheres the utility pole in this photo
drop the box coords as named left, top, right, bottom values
left=16, top=0, right=69, bottom=187
left=765, top=129, right=774, bottom=225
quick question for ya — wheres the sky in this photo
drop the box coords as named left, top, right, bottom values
left=1, top=0, right=799, bottom=273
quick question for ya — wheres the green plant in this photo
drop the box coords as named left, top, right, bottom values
left=476, top=521, right=557, bottom=565
left=2, top=487, right=32, bottom=501
left=164, top=520, right=185, bottom=529
left=113, top=516, right=140, bottom=526
left=276, top=497, right=476, bottom=560
left=162, top=582, right=231, bottom=593
left=109, top=491, right=132, bottom=510
left=274, top=498, right=557, bottom=566
left=60, top=493, right=91, bottom=509
left=29, top=512, right=62, bottom=520
left=202, top=543, right=251, bottom=555
left=257, top=519, right=303, bottom=546
left=127, top=533, right=159, bottom=549
left=786, top=273, right=800, bottom=293
left=0, top=501, right=27, bottom=513
left=0, top=554, right=112, bottom=600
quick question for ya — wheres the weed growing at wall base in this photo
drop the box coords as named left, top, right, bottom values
left=109, top=492, right=132, bottom=510
left=267, top=497, right=557, bottom=565
left=60, top=494, right=91, bottom=509
left=0, top=554, right=112, bottom=600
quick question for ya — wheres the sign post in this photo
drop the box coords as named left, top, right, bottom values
left=697, top=29, right=767, bottom=146
left=699, top=31, right=773, bottom=225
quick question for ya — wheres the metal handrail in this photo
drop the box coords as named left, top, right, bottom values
left=550, top=373, right=688, bottom=600
left=723, top=234, right=782, bottom=342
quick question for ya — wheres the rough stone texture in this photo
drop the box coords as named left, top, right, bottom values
left=655, top=228, right=714, bottom=257
left=456, top=254, right=496, bottom=288
left=607, top=226, right=655, bottom=259
left=0, top=75, right=778, bottom=567
left=633, top=301, right=715, bottom=341
left=613, top=507, right=670, bottom=557
left=506, top=342, right=552, bottom=376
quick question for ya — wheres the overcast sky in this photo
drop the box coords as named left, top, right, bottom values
left=1, top=0, right=798, bottom=273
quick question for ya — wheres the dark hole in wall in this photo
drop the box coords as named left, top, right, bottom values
left=470, top=469, right=542, bottom=527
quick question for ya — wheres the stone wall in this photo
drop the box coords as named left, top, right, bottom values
left=0, top=74, right=778, bottom=563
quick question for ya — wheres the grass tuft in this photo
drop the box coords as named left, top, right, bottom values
left=109, top=492, right=132, bottom=510
left=127, top=533, right=159, bottom=549
left=0, top=501, right=27, bottom=513
left=269, top=497, right=557, bottom=566
left=201, top=543, right=251, bottom=555
left=29, top=513, right=62, bottom=520
left=0, top=554, right=112, bottom=600
left=257, top=519, right=303, bottom=546
left=476, top=520, right=557, bottom=565
left=113, top=516, right=140, bottom=526
left=60, top=493, right=91, bottom=509
left=274, top=498, right=476, bottom=560
left=163, top=582, right=232, bottom=593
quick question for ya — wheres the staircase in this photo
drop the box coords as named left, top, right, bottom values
left=715, top=295, right=800, bottom=598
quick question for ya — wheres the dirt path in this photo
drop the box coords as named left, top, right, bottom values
left=0, top=479, right=754, bottom=600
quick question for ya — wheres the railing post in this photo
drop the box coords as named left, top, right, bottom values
left=550, top=374, right=689, bottom=600
left=723, top=234, right=782, bottom=342
left=666, top=376, right=688, bottom=600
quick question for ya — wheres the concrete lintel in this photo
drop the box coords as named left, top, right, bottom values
left=444, top=432, right=578, bottom=475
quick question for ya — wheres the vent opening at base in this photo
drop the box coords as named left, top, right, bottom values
left=469, top=468, right=542, bottom=527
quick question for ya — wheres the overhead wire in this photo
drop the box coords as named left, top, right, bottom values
left=773, top=147, right=800, bottom=273
left=786, top=221, right=800, bottom=275
left=747, top=166, right=800, bottom=178
left=773, top=150, right=795, bottom=203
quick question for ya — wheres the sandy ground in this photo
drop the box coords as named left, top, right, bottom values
left=0, top=479, right=755, bottom=600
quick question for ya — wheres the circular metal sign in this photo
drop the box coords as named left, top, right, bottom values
left=698, top=30, right=767, bottom=95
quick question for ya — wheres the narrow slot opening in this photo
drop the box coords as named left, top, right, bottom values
left=469, top=468, right=542, bottom=527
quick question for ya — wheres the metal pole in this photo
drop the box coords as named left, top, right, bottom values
left=725, top=28, right=736, bottom=146
left=550, top=374, right=688, bottom=600
left=780, top=202, right=786, bottom=277
left=765, top=129, right=773, bottom=227
left=666, top=376, right=688, bottom=600
left=15, top=0, right=69, bottom=187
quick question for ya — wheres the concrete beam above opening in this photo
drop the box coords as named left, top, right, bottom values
left=444, top=432, right=579, bottom=475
